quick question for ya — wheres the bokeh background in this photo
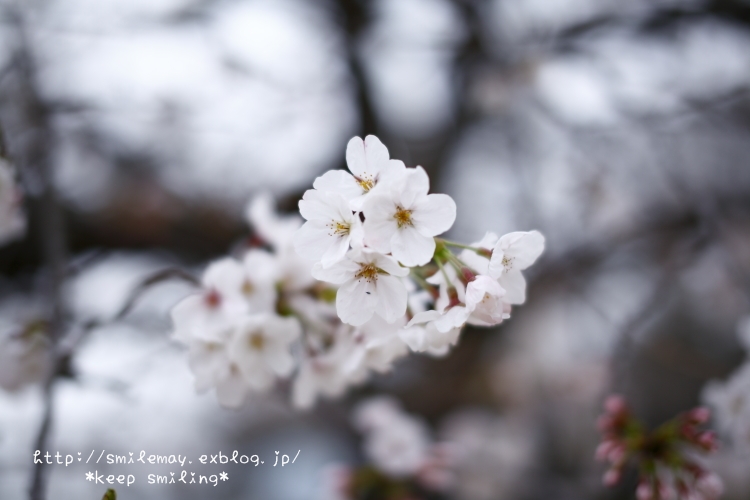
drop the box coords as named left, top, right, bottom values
left=1, top=0, right=750, bottom=498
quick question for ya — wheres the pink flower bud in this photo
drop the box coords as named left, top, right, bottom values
left=636, top=481, right=653, bottom=500
left=695, top=472, right=724, bottom=499
left=604, top=395, right=628, bottom=415
left=596, top=415, right=613, bottom=432
left=595, top=441, right=614, bottom=461
left=603, top=467, right=621, bottom=487
left=697, top=431, right=718, bottom=452
left=687, top=407, right=711, bottom=424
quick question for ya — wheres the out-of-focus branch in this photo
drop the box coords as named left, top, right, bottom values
left=334, top=0, right=378, bottom=139
left=4, top=5, right=70, bottom=500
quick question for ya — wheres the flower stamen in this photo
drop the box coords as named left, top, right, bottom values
left=326, top=220, right=351, bottom=238
left=249, top=332, right=265, bottom=351
left=356, top=174, right=375, bottom=192
left=355, top=263, right=379, bottom=283
left=393, top=206, right=413, bottom=228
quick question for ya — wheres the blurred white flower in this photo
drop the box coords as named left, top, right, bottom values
left=245, top=192, right=303, bottom=250
left=292, top=328, right=367, bottom=409
left=401, top=312, right=462, bottom=356
left=703, top=364, right=750, bottom=452
left=312, top=248, right=408, bottom=326
left=345, top=314, right=409, bottom=373
left=313, top=135, right=406, bottom=211
left=488, top=231, right=545, bottom=304
left=353, top=396, right=431, bottom=477
left=363, top=166, right=456, bottom=266
left=294, top=189, right=363, bottom=267
left=0, top=157, right=26, bottom=246
left=170, top=257, right=255, bottom=342
left=228, top=313, right=300, bottom=391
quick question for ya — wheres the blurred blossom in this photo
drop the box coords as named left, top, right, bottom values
left=702, top=317, right=750, bottom=453
left=325, top=396, right=455, bottom=500
left=439, top=410, right=535, bottom=500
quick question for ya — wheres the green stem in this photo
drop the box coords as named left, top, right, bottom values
left=435, top=256, right=452, bottom=285
left=409, top=269, right=436, bottom=294
left=436, top=238, right=483, bottom=252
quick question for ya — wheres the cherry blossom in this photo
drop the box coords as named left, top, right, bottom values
left=362, top=166, right=456, bottom=267
left=313, top=135, right=406, bottom=211
left=228, top=313, right=300, bottom=391
left=293, top=189, right=363, bottom=267
left=353, top=397, right=431, bottom=477
left=464, top=275, right=509, bottom=327
left=170, top=258, right=252, bottom=343
left=312, top=248, right=408, bottom=326
left=488, top=231, right=545, bottom=304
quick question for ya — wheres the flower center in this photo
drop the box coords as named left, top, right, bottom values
left=393, top=206, right=413, bottom=228
left=249, top=332, right=265, bottom=351
left=355, top=263, right=379, bottom=283
left=204, top=289, right=222, bottom=309
left=242, top=280, right=254, bottom=296
left=326, top=220, right=351, bottom=238
left=501, top=255, right=514, bottom=272
left=356, top=173, right=376, bottom=192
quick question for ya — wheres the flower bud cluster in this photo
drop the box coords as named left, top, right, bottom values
left=170, top=136, right=545, bottom=409
left=596, top=395, right=722, bottom=500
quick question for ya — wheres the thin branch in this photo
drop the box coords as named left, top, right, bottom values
left=112, top=268, right=199, bottom=322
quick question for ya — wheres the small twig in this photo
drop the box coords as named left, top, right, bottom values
left=112, top=268, right=200, bottom=322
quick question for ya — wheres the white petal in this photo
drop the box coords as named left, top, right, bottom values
left=320, top=234, right=352, bottom=268
left=202, top=257, right=244, bottom=293
left=474, top=231, right=499, bottom=249
left=215, top=365, right=250, bottom=408
left=337, top=279, right=378, bottom=326
left=298, top=189, right=341, bottom=221
left=398, top=166, right=430, bottom=208
left=460, top=250, right=490, bottom=275
left=371, top=252, right=409, bottom=278
left=313, top=169, right=362, bottom=200
left=496, top=231, right=545, bottom=270
left=270, top=315, right=302, bottom=343
left=465, top=275, right=505, bottom=310
left=362, top=194, right=398, bottom=253
left=312, top=258, right=359, bottom=284
left=375, top=275, right=408, bottom=323
left=293, top=221, right=337, bottom=262
left=406, top=310, right=442, bottom=327
left=499, top=270, right=527, bottom=305
left=391, top=226, right=436, bottom=267
left=373, top=160, right=408, bottom=193
left=411, top=194, right=456, bottom=237
left=265, top=343, right=296, bottom=377
left=433, top=306, right=469, bottom=333
left=243, top=249, right=279, bottom=283
left=347, top=135, right=390, bottom=178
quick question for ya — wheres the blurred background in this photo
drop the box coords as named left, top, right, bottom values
left=1, top=0, right=750, bottom=498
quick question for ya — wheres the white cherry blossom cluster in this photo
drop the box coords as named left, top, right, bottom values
left=296, top=135, right=544, bottom=348
left=0, top=157, right=26, bottom=246
left=170, top=135, right=545, bottom=409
